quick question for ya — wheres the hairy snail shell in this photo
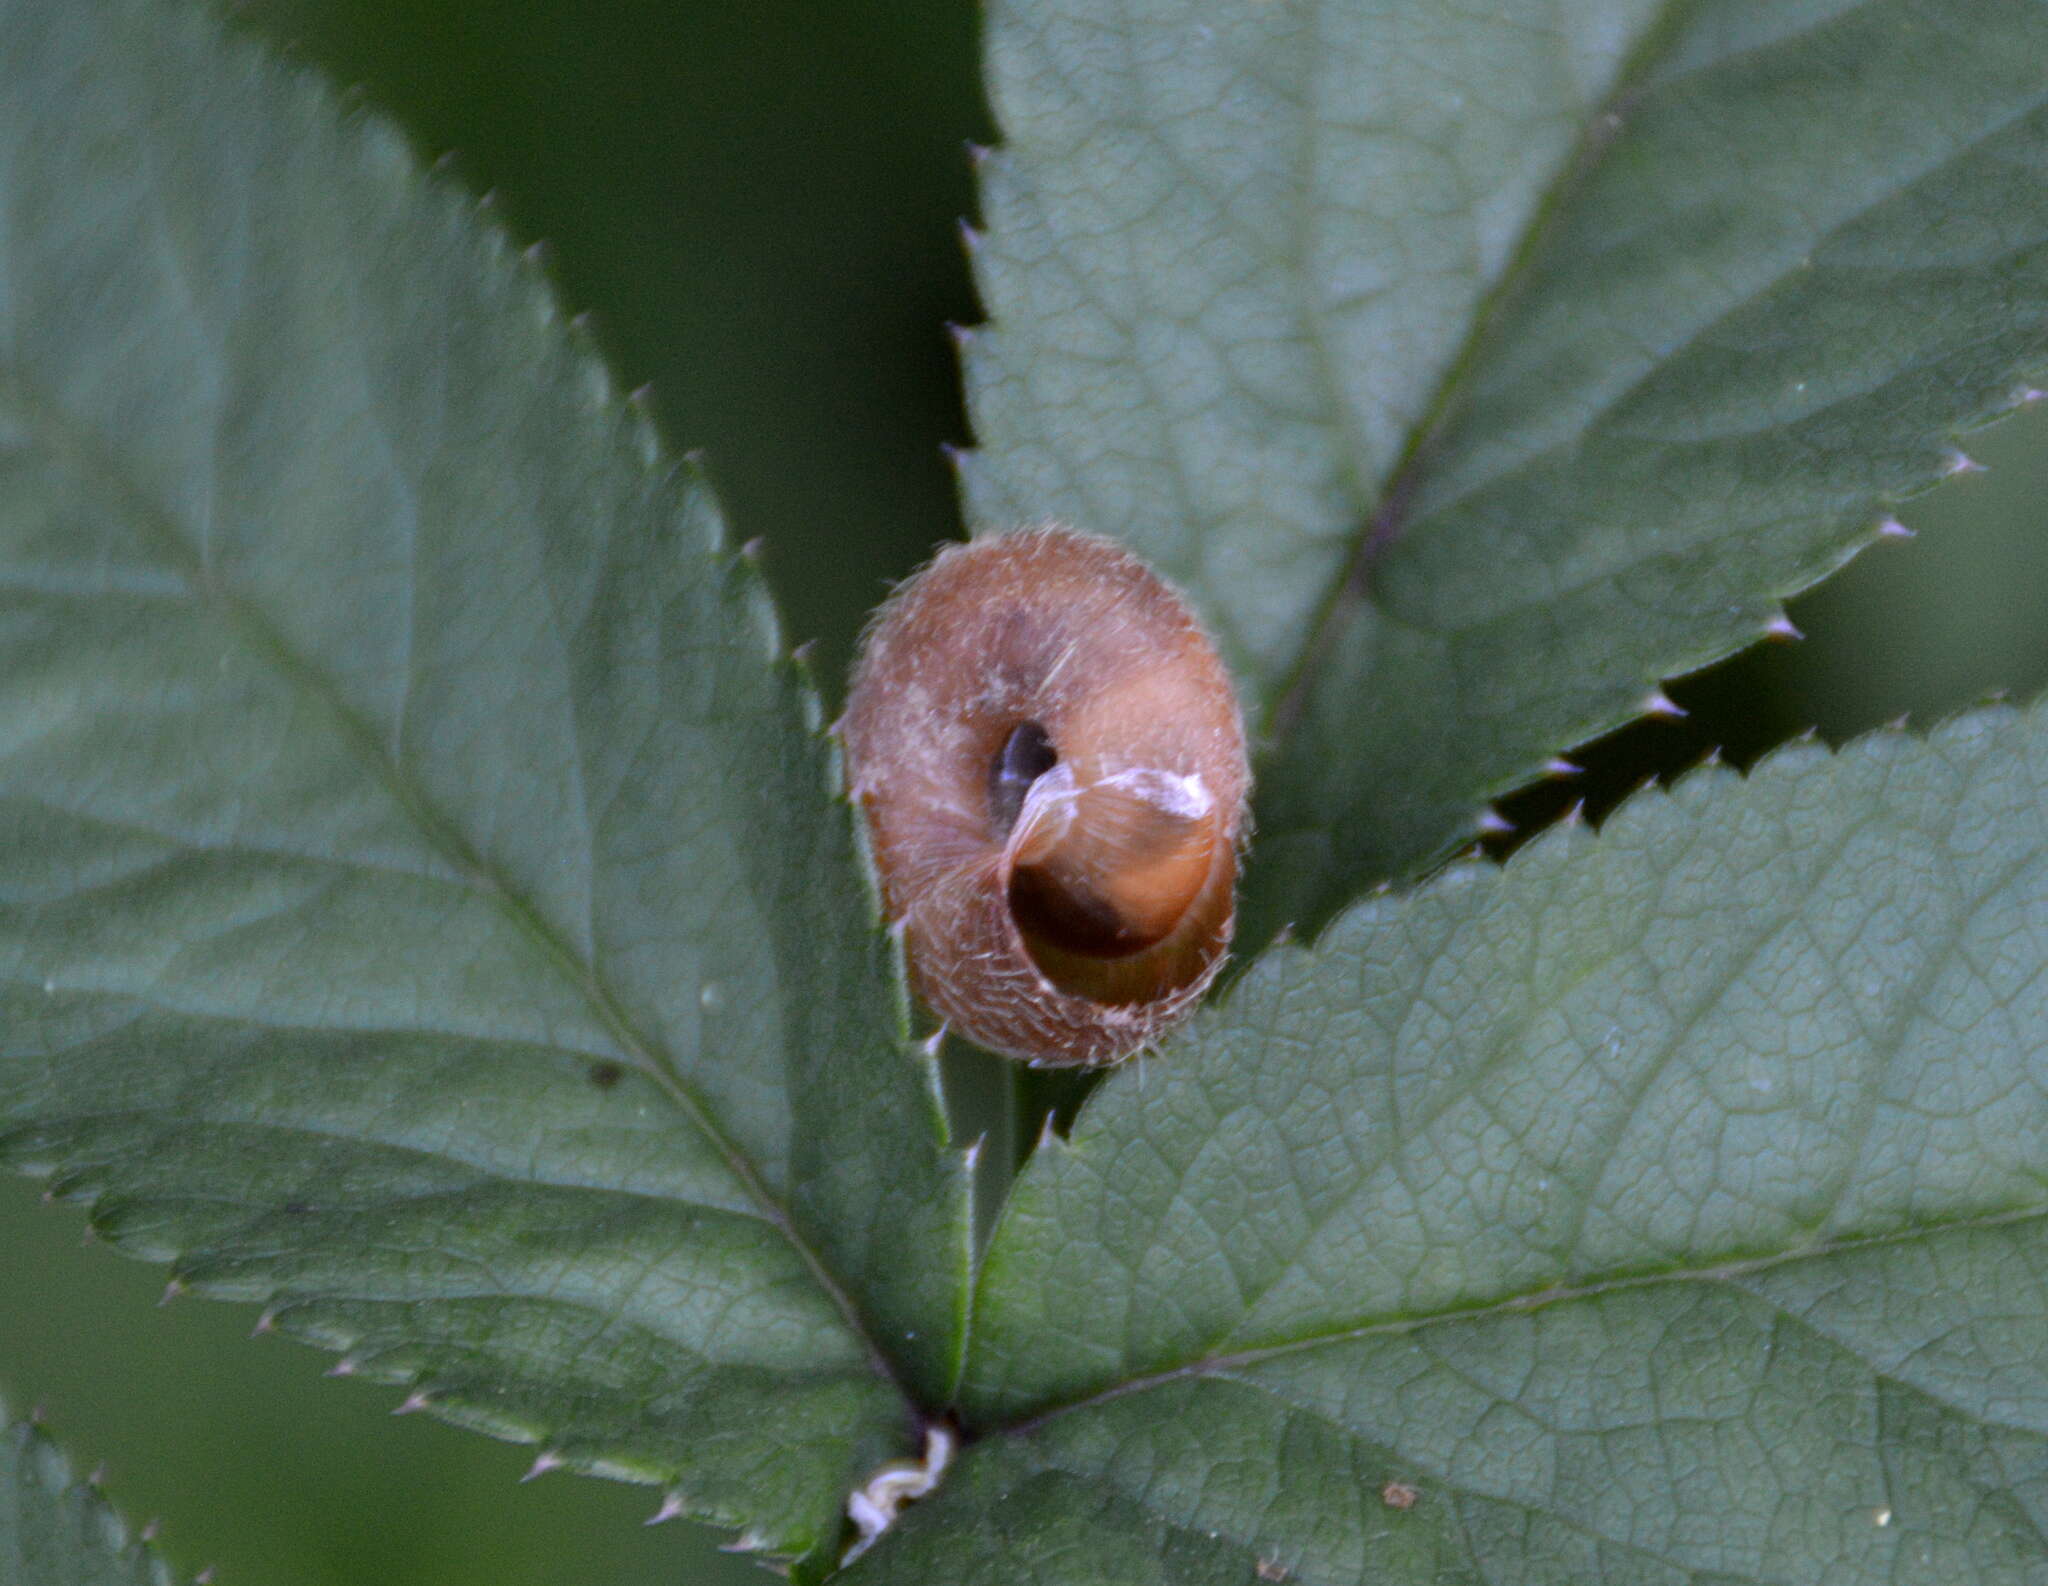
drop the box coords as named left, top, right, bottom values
left=840, top=526, right=1249, bottom=1066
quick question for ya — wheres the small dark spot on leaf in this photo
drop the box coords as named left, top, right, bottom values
left=586, top=1061, right=624, bottom=1089
left=283, top=1201, right=313, bottom=1215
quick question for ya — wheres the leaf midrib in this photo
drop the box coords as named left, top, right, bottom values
left=1262, top=0, right=1694, bottom=745
left=994, top=1199, right=2048, bottom=1435
left=1, top=362, right=910, bottom=1399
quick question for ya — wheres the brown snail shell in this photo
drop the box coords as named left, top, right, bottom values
left=839, top=526, right=1249, bottom=1066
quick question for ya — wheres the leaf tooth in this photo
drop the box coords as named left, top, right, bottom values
left=580, top=354, right=612, bottom=411
left=325, top=1356, right=359, bottom=1378
left=645, top=1491, right=687, bottom=1527
left=1543, top=757, right=1582, bottom=777
left=624, top=385, right=663, bottom=467
left=157, top=1277, right=186, bottom=1307
left=1475, top=809, right=1514, bottom=836
left=958, top=218, right=986, bottom=254
left=1876, top=516, right=1915, bottom=540
left=1763, top=612, right=1803, bottom=641
left=520, top=1450, right=564, bottom=1482
left=392, top=1391, right=433, bottom=1416
left=1640, top=688, right=1687, bottom=719
left=1941, top=449, right=1985, bottom=477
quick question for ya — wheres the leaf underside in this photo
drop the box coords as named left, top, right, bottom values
left=851, top=704, right=2048, bottom=1584
left=0, top=0, right=968, bottom=1567
left=0, top=1399, right=186, bottom=1586
left=961, top=0, right=2048, bottom=937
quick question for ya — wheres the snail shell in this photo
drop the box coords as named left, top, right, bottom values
left=840, top=526, right=1249, bottom=1066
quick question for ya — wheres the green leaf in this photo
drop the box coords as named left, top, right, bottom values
left=852, top=705, right=2048, bottom=1582
left=0, top=0, right=966, bottom=1563
left=960, top=0, right=2048, bottom=934
left=1, top=1400, right=190, bottom=1586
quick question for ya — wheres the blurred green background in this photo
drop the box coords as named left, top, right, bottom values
left=2, top=0, right=2043, bottom=1582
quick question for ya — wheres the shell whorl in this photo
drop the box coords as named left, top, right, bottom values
left=840, top=526, right=1249, bottom=1066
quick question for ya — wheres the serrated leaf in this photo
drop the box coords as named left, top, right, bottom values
left=0, top=1400, right=189, bottom=1586
left=0, top=0, right=966, bottom=1562
left=960, top=0, right=2048, bottom=934
left=850, top=705, right=2048, bottom=1582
